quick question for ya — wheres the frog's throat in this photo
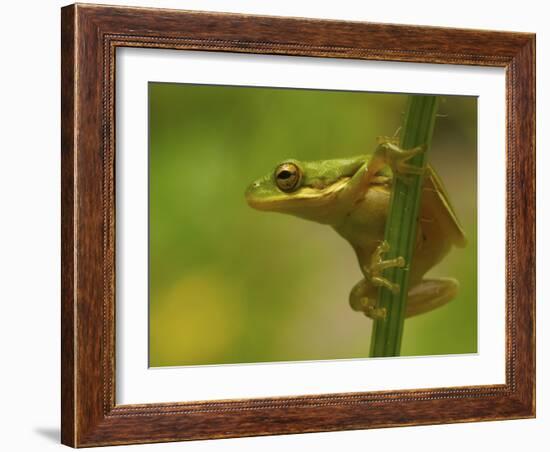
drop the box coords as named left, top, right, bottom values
left=248, top=176, right=351, bottom=210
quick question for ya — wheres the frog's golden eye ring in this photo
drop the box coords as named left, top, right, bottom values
left=274, top=162, right=302, bottom=193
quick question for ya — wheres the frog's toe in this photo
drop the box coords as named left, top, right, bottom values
left=372, top=276, right=401, bottom=294
left=351, top=296, right=387, bottom=320
left=395, top=162, right=426, bottom=176
left=363, top=304, right=387, bottom=320
left=376, top=135, right=400, bottom=145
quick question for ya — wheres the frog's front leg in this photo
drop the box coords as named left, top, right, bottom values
left=344, top=140, right=427, bottom=205
left=349, top=240, right=406, bottom=320
left=367, top=139, right=426, bottom=181
left=338, top=139, right=424, bottom=205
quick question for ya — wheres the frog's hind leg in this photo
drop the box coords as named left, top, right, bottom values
left=349, top=240, right=407, bottom=320
left=353, top=277, right=459, bottom=320
left=405, top=277, right=459, bottom=318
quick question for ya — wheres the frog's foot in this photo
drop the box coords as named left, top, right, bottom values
left=360, top=298, right=387, bottom=320
left=371, top=141, right=426, bottom=179
left=349, top=280, right=387, bottom=320
left=364, top=240, right=406, bottom=294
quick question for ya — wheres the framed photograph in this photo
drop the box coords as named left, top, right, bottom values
left=61, top=3, right=535, bottom=447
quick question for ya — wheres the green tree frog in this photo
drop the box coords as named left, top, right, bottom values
left=245, top=140, right=467, bottom=320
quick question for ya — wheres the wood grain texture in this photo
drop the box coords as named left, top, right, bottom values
left=60, top=5, right=76, bottom=446
left=60, top=3, right=536, bottom=447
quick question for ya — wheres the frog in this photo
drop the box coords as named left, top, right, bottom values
left=245, top=139, right=467, bottom=320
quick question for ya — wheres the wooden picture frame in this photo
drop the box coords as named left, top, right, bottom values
left=61, top=3, right=535, bottom=447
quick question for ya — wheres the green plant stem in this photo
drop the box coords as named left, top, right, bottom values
left=369, top=95, right=439, bottom=357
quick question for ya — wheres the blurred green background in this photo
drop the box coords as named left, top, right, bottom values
left=148, top=82, right=477, bottom=367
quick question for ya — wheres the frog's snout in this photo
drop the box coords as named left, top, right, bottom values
left=245, top=181, right=262, bottom=208
left=245, top=180, right=260, bottom=195
left=246, top=177, right=281, bottom=211
left=247, top=181, right=261, bottom=191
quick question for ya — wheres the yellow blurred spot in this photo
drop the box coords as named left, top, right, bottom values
left=150, top=272, right=242, bottom=366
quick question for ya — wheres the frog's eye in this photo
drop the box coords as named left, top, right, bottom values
left=275, top=162, right=302, bottom=193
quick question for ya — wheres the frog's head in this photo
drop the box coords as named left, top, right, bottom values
left=245, top=156, right=366, bottom=224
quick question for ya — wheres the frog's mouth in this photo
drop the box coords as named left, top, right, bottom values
left=246, top=176, right=351, bottom=211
